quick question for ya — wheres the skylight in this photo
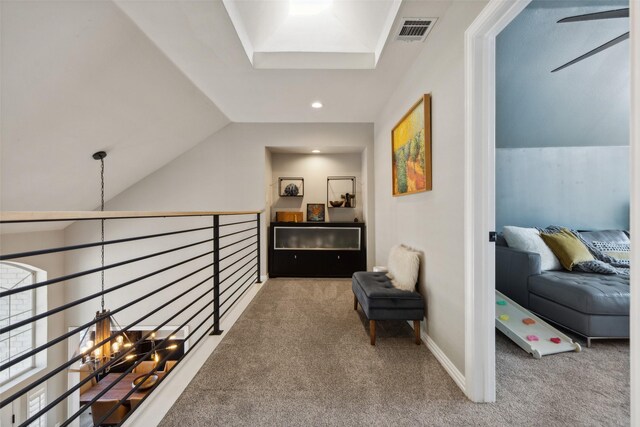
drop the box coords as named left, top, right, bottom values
left=289, top=0, right=332, bottom=16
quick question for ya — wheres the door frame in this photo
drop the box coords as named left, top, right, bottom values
left=464, top=1, right=638, bottom=420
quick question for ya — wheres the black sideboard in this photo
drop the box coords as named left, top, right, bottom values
left=268, top=222, right=366, bottom=278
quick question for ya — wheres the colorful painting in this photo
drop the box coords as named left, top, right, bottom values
left=392, top=94, right=432, bottom=196
left=306, top=204, right=325, bottom=222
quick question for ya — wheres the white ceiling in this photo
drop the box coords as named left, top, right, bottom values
left=1, top=0, right=454, bottom=225
left=114, top=0, right=453, bottom=122
left=0, top=0, right=229, bottom=215
left=222, top=0, right=402, bottom=69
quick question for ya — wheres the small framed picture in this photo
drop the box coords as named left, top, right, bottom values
left=306, top=204, right=325, bottom=222
left=279, top=177, right=304, bottom=197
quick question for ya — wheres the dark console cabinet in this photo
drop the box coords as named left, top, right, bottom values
left=269, top=222, right=366, bottom=278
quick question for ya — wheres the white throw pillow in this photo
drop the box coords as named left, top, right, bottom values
left=503, top=226, right=562, bottom=271
left=387, top=245, right=420, bottom=291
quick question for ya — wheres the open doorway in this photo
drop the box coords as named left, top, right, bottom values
left=493, top=0, right=630, bottom=420
left=464, top=0, right=638, bottom=421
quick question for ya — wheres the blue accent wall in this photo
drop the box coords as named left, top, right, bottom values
left=496, top=0, right=629, bottom=232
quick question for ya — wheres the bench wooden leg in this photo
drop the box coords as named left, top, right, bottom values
left=353, top=294, right=358, bottom=311
left=413, top=320, right=421, bottom=345
left=370, top=320, right=376, bottom=345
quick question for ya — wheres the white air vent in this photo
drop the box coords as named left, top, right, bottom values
left=396, top=18, right=437, bottom=42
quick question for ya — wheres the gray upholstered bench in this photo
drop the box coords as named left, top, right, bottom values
left=352, top=271, right=425, bottom=345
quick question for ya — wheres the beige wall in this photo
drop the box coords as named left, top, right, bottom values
left=373, top=1, right=487, bottom=374
left=270, top=152, right=364, bottom=223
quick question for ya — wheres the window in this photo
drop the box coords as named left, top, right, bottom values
left=27, top=386, right=47, bottom=427
left=0, top=262, right=36, bottom=384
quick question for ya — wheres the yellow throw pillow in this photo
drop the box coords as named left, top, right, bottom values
left=540, top=229, right=594, bottom=271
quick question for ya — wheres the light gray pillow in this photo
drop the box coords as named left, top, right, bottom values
left=503, top=226, right=562, bottom=271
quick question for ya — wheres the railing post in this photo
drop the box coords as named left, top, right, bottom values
left=256, top=212, right=262, bottom=284
left=211, top=214, right=223, bottom=335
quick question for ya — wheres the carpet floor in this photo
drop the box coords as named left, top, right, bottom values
left=158, top=278, right=629, bottom=426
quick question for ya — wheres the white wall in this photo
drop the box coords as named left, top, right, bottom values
left=374, top=1, right=487, bottom=375
left=64, top=122, right=374, bottom=326
left=0, top=231, right=67, bottom=426
left=270, top=153, right=363, bottom=223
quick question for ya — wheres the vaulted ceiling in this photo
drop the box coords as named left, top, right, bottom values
left=1, top=0, right=453, bottom=216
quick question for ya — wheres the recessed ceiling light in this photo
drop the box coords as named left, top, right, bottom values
left=311, top=101, right=323, bottom=109
left=312, top=149, right=321, bottom=153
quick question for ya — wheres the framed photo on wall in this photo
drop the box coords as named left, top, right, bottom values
left=306, top=204, right=325, bottom=222
left=391, top=94, right=432, bottom=196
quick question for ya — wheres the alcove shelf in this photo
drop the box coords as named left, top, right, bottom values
left=278, top=177, right=304, bottom=197
left=327, top=176, right=356, bottom=209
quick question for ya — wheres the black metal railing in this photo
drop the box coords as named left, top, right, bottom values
left=0, top=210, right=262, bottom=426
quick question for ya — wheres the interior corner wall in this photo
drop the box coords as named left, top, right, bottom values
left=0, top=231, right=67, bottom=426
left=495, top=2, right=630, bottom=232
left=373, top=1, right=487, bottom=375
left=270, top=153, right=363, bottom=223
left=63, top=123, right=374, bottom=318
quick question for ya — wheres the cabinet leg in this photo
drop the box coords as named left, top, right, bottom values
left=370, top=320, right=376, bottom=345
left=353, top=294, right=358, bottom=311
left=413, top=320, right=421, bottom=345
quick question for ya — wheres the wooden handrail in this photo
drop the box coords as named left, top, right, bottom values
left=0, top=210, right=264, bottom=223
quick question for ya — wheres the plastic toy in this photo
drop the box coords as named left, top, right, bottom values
left=495, top=290, right=581, bottom=359
left=497, top=300, right=507, bottom=306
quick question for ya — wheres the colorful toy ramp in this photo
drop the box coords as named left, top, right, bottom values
left=496, top=290, right=581, bottom=358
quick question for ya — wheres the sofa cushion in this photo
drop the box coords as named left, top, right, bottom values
left=528, top=271, right=630, bottom=315
left=579, top=230, right=630, bottom=245
left=540, top=228, right=594, bottom=271
left=503, top=226, right=561, bottom=271
left=352, top=272, right=424, bottom=310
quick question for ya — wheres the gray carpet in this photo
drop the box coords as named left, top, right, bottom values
left=159, top=279, right=629, bottom=426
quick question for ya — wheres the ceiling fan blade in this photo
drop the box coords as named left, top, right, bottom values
left=558, top=8, right=629, bottom=23
left=551, top=31, right=629, bottom=73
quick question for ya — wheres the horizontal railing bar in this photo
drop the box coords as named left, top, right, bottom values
left=219, top=262, right=257, bottom=298
left=0, top=237, right=214, bottom=299
left=116, top=315, right=216, bottom=426
left=0, top=249, right=214, bottom=336
left=0, top=308, right=32, bottom=323
left=60, top=294, right=215, bottom=427
left=0, top=266, right=213, bottom=393
left=15, top=285, right=214, bottom=424
left=220, top=273, right=257, bottom=318
left=220, top=269, right=256, bottom=309
left=219, top=233, right=258, bottom=251
left=0, top=226, right=213, bottom=261
left=219, top=253, right=258, bottom=276
left=218, top=241, right=256, bottom=264
left=96, top=301, right=217, bottom=427
left=0, top=210, right=263, bottom=223
left=218, top=219, right=257, bottom=228
left=219, top=255, right=258, bottom=284
left=219, top=226, right=258, bottom=240
left=99, top=304, right=218, bottom=427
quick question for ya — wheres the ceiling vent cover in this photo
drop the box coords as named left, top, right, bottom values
left=396, top=18, right=437, bottom=42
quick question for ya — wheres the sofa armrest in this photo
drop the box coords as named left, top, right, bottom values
left=495, top=246, right=542, bottom=308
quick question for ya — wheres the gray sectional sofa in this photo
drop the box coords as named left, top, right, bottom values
left=496, top=231, right=630, bottom=346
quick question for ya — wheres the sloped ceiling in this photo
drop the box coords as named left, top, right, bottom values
left=114, top=0, right=452, bottom=122
left=0, top=0, right=229, bottom=214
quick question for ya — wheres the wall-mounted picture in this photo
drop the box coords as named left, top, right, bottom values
left=306, top=203, right=325, bottom=222
left=391, top=94, right=432, bottom=196
left=279, top=177, right=304, bottom=197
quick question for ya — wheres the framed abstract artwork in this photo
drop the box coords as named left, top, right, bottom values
left=306, top=204, right=325, bottom=222
left=391, top=94, right=432, bottom=196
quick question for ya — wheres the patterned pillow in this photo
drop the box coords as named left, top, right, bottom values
left=591, top=241, right=631, bottom=261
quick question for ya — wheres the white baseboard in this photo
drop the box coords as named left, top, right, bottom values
left=123, top=279, right=266, bottom=427
left=408, top=321, right=466, bottom=393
